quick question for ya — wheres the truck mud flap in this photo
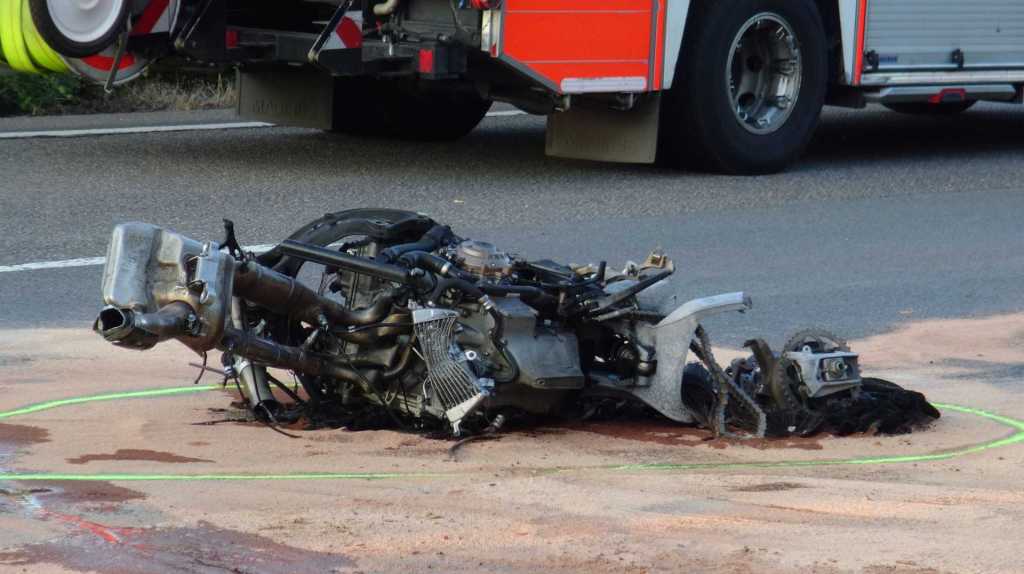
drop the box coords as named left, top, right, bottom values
left=545, top=93, right=660, bottom=164
left=237, top=68, right=335, bottom=130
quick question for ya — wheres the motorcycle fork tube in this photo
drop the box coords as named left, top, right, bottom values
left=230, top=298, right=279, bottom=413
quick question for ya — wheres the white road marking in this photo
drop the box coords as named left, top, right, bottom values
left=0, top=257, right=108, bottom=273
left=0, top=122, right=274, bottom=140
left=0, top=242, right=367, bottom=274
left=0, top=244, right=277, bottom=274
left=0, top=110, right=526, bottom=140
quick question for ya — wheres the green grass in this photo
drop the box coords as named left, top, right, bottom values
left=0, top=68, right=236, bottom=117
left=0, top=71, right=81, bottom=116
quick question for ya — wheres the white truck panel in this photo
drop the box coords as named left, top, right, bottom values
left=865, top=0, right=1024, bottom=71
left=661, top=0, right=691, bottom=88
left=838, top=0, right=859, bottom=84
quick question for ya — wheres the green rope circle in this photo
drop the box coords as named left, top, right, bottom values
left=1, top=386, right=1021, bottom=482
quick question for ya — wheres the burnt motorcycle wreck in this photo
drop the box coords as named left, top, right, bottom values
left=93, top=209, right=939, bottom=439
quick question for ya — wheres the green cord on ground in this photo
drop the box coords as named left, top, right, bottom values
left=0, top=385, right=223, bottom=421
left=0, top=387, right=1022, bottom=482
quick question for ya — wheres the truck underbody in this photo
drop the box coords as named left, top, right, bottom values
left=20, top=0, right=1024, bottom=173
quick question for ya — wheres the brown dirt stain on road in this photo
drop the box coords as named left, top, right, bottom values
left=0, top=423, right=50, bottom=446
left=66, top=449, right=213, bottom=465
left=30, top=481, right=147, bottom=505
left=732, top=482, right=808, bottom=492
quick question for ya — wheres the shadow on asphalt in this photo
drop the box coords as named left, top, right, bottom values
left=804, top=106, right=1024, bottom=167
left=40, top=104, right=1019, bottom=184
left=162, top=105, right=1024, bottom=177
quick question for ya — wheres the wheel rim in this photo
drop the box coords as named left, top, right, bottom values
left=726, top=12, right=802, bottom=135
left=46, top=0, right=125, bottom=45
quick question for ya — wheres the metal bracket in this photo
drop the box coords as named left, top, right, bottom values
left=952, top=48, right=965, bottom=69
left=175, top=0, right=227, bottom=60
left=104, top=20, right=134, bottom=94
left=309, top=0, right=356, bottom=64
left=864, top=50, right=880, bottom=71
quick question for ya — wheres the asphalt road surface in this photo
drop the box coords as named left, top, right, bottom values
left=2, top=103, right=1023, bottom=345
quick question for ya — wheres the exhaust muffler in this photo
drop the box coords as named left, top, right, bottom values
left=93, top=302, right=196, bottom=351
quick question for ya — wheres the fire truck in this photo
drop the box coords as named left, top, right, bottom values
left=22, top=0, right=1024, bottom=173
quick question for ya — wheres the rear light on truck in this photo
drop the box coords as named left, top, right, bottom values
left=418, top=48, right=435, bottom=74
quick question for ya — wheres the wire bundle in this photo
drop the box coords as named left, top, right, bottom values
left=0, top=0, right=67, bottom=73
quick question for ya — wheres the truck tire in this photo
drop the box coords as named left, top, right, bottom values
left=28, top=0, right=129, bottom=58
left=331, top=79, right=492, bottom=141
left=883, top=101, right=976, bottom=115
left=659, top=0, right=827, bottom=174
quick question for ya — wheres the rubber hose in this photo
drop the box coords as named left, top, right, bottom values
left=0, top=0, right=68, bottom=73
left=20, top=0, right=66, bottom=72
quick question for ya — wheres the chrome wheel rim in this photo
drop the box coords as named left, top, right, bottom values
left=46, top=0, right=125, bottom=45
left=726, top=12, right=802, bottom=135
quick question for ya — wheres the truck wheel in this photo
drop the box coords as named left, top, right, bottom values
left=659, top=0, right=827, bottom=174
left=331, top=79, right=492, bottom=141
left=883, top=101, right=976, bottom=115
left=28, top=0, right=129, bottom=57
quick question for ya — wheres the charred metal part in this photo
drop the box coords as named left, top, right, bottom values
left=229, top=297, right=279, bottom=416
left=232, top=356, right=281, bottom=417
left=398, top=251, right=462, bottom=278
left=587, top=269, right=673, bottom=316
left=744, top=339, right=777, bottom=378
left=491, top=297, right=584, bottom=390
left=781, top=329, right=862, bottom=399
left=221, top=219, right=244, bottom=259
left=378, top=224, right=454, bottom=263
left=332, top=313, right=413, bottom=345
left=259, top=209, right=436, bottom=276
left=220, top=327, right=369, bottom=384
left=693, top=325, right=767, bottom=438
left=477, top=284, right=558, bottom=312
left=94, top=302, right=197, bottom=351
left=95, top=212, right=939, bottom=440
left=234, top=260, right=401, bottom=327
left=616, top=292, right=753, bottom=425
left=279, top=239, right=435, bottom=292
